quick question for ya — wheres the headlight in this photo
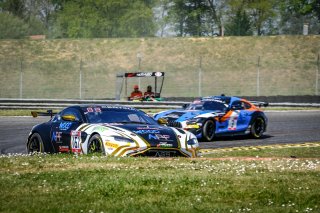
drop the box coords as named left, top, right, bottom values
left=110, top=135, right=135, bottom=143
left=186, top=117, right=205, bottom=125
left=187, top=138, right=198, bottom=146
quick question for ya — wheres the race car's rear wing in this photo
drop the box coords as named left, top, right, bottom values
left=250, top=101, right=269, bottom=108
left=31, top=110, right=56, bottom=118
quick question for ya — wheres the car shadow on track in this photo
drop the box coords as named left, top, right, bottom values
left=201, top=134, right=273, bottom=142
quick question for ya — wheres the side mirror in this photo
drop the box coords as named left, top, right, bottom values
left=182, top=104, right=189, bottom=109
left=62, top=114, right=77, bottom=122
left=157, top=118, right=168, bottom=125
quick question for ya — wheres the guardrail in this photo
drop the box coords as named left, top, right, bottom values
left=0, top=98, right=319, bottom=110
left=0, top=98, right=187, bottom=110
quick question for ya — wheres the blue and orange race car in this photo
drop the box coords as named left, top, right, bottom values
left=154, top=96, right=268, bottom=141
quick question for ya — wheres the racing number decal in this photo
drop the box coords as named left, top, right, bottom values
left=71, top=131, right=82, bottom=153
left=228, top=111, right=239, bottom=130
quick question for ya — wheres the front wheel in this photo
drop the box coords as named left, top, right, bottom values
left=202, top=119, right=216, bottom=141
left=250, top=117, right=266, bottom=138
left=27, top=133, right=45, bottom=153
left=88, top=134, right=104, bottom=154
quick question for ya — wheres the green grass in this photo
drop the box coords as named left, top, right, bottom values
left=202, top=145, right=320, bottom=158
left=0, top=147, right=319, bottom=213
left=1, top=36, right=320, bottom=99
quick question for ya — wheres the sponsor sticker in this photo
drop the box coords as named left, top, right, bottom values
left=149, top=134, right=171, bottom=141
left=137, top=72, right=153, bottom=77
left=136, top=127, right=160, bottom=130
left=59, top=122, right=72, bottom=131
left=104, top=106, right=137, bottom=111
left=59, top=146, right=69, bottom=152
left=157, top=142, right=173, bottom=148
left=133, top=130, right=161, bottom=134
left=105, top=141, right=119, bottom=149
left=86, top=107, right=101, bottom=113
left=52, top=131, right=62, bottom=142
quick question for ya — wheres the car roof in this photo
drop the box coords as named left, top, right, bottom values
left=200, top=96, right=241, bottom=105
left=66, top=105, right=141, bottom=112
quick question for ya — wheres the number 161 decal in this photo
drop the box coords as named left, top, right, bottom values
left=71, top=131, right=82, bottom=153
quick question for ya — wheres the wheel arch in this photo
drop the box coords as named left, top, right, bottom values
left=86, top=132, right=104, bottom=154
left=27, top=130, right=52, bottom=153
left=201, top=117, right=217, bottom=141
left=249, top=111, right=267, bottom=126
left=249, top=112, right=267, bottom=138
left=202, top=117, right=217, bottom=129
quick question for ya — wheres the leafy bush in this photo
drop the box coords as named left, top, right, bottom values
left=0, top=12, right=28, bottom=39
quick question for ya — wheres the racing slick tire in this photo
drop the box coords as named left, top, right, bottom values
left=27, top=133, right=45, bottom=153
left=250, top=117, right=266, bottom=139
left=202, top=119, right=215, bottom=142
left=88, top=134, right=105, bottom=154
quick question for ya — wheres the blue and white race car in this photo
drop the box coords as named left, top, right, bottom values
left=154, top=96, right=268, bottom=141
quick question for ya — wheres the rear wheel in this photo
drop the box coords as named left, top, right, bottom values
left=250, top=117, right=266, bottom=138
left=27, top=133, right=44, bottom=153
left=88, top=134, right=104, bottom=154
left=202, top=119, right=215, bottom=141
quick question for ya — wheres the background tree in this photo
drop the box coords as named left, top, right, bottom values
left=246, top=0, right=276, bottom=35
left=1, top=0, right=320, bottom=39
left=278, top=0, right=320, bottom=34
left=154, top=0, right=172, bottom=37
left=50, top=0, right=156, bottom=38
left=225, top=8, right=252, bottom=36
left=0, top=0, right=25, bottom=18
left=0, top=12, right=29, bottom=38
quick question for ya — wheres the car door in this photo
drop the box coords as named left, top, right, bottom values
left=50, top=108, right=83, bottom=153
left=216, top=101, right=246, bottom=134
left=229, top=100, right=252, bottom=132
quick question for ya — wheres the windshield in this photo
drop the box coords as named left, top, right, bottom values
left=186, top=101, right=228, bottom=111
left=84, top=107, right=157, bottom=125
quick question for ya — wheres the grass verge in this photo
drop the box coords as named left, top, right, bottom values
left=0, top=146, right=319, bottom=213
left=202, top=145, right=320, bottom=158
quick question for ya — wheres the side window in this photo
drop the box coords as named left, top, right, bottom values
left=61, top=108, right=83, bottom=122
left=243, top=102, right=252, bottom=109
left=51, top=114, right=61, bottom=122
left=231, top=101, right=244, bottom=110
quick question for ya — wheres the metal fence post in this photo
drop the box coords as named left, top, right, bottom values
left=317, top=53, right=319, bottom=96
left=19, top=57, right=23, bottom=99
left=79, top=59, right=82, bottom=99
left=198, top=55, right=202, bottom=97
left=137, top=53, right=142, bottom=89
left=257, top=56, right=260, bottom=96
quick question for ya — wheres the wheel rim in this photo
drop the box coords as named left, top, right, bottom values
left=205, top=120, right=215, bottom=140
left=253, top=118, right=265, bottom=137
left=28, top=137, right=40, bottom=152
left=88, top=137, right=102, bottom=153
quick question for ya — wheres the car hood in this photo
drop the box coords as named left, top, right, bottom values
left=111, top=124, right=180, bottom=148
left=160, top=110, right=214, bottom=122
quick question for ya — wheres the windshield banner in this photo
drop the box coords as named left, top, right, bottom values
left=125, top=72, right=164, bottom=78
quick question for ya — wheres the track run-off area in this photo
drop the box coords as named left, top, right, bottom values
left=0, top=110, right=320, bottom=155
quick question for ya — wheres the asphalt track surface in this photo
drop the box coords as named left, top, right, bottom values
left=0, top=111, right=320, bottom=154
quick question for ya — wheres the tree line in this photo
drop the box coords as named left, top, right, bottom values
left=0, top=0, right=319, bottom=39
